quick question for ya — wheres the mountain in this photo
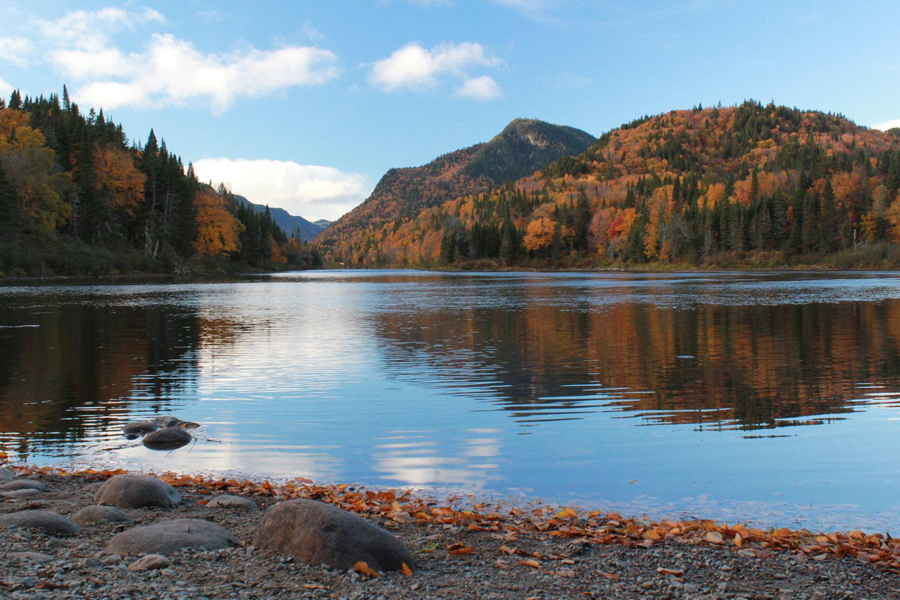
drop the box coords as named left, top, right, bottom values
left=331, top=101, right=900, bottom=269
left=234, top=195, right=327, bottom=242
left=314, top=118, right=595, bottom=262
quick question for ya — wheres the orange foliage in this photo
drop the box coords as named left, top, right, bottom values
left=95, top=144, right=145, bottom=217
left=523, top=217, right=556, bottom=252
left=194, top=189, right=244, bottom=257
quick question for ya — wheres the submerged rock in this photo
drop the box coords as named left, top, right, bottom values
left=122, top=421, right=160, bottom=437
left=142, top=427, right=193, bottom=451
left=108, top=519, right=239, bottom=556
left=0, top=510, right=81, bottom=536
left=94, top=475, right=181, bottom=509
left=0, top=480, right=46, bottom=492
left=252, top=498, right=415, bottom=572
left=205, top=494, right=258, bottom=510
left=152, top=416, right=200, bottom=429
left=72, top=505, right=134, bottom=526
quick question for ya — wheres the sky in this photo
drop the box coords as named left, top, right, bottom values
left=1, top=1, right=899, bottom=221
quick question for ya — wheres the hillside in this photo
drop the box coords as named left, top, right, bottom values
left=234, top=195, right=326, bottom=242
left=0, top=87, right=319, bottom=277
left=332, top=102, right=900, bottom=268
left=315, top=119, right=595, bottom=262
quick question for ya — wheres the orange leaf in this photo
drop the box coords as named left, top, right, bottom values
left=555, top=507, right=577, bottom=519
left=450, top=547, right=475, bottom=555
left=401, top=563, right=413, bottom=577
left=657, top=567, right=685, bottom=577
left=519, top=559, right=541, bottom=569
left=353, top=561, right=381, bottom=578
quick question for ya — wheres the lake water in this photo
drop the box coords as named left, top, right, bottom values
left=1, top=270, right=899, bottom=532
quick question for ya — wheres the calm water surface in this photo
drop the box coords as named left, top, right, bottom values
left=1, top=270, right=899, bottom=532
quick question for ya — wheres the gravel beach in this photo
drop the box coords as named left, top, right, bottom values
left=0, top=466, right=897, bottom=599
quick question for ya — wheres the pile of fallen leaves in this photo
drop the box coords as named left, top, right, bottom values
left=7, top=464, right=900, bottom=575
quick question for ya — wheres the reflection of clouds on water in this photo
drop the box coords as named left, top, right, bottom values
left=373, top=429, right=501, bottom=488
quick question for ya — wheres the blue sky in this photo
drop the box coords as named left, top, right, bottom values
left=1, top=0, right=899, bottom=221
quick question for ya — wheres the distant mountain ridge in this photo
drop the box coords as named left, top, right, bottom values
left=315, top=118, right=595, bottom=261
left=234, top=195, right=327, bottom=242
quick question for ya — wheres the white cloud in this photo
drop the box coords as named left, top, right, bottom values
left=456, top=75, right=502, bottom=101
left=873, top=119, right=900, bottom=131
left=193, top=158, right=371, bottom=221
left=34, top=7, right=339, bottom=114
left=368, top=42, right=501, bottom=98
left=0, top=75, right=12, bottom=98
left=0, top=37, right=34, bottom=67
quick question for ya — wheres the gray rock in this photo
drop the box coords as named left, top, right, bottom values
left=123, top=421, right=159, bottom=436
left=0, top=480, right=46, bottom=492
left=0, top=468, right=14, bottom=482
left=252, top=499, right=415, bottom=572
left=205, top=494, right=258, bottom=510
left=72, top=505, right=134, bottom=527
left=0, top=489, right=41, bottom=500
left=142, top=427, right=193, bottom=451
left=94, top=475, right=181, bottom=509
left=128, top=554, right=173, bottom=571
left=84, top=481, right=105, bottom=494
left=0, top=510, right=81, bottom=536
left=107, top=519, right=239, bottom=556
left=9, top=551, right=54, bottom=563
left=152, top=416, right=200, bottom=429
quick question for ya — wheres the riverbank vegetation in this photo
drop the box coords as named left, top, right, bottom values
left=0, top=88, right=320, bottom=278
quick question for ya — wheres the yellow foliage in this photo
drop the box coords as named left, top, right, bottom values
left=523, top=217, right=556, bottom=252
left=194, top=189, right=244, bottom=257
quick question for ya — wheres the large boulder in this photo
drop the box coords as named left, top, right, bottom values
left=107, top=519, right=238, bottom=556
left=72, top=505, right=134, bottom=527
left=252, top=499, right=415, bottom=572
left=0, top=480, right=46, bottom=492
left=142, top=427, right=193, bottom=451
left=94, top=475, right=181, bottom=509
left=0, top=510, right=81, bottom=536
left=123, top=421, right=159, bottom=439
left=205, top=494, right=258, bottom=510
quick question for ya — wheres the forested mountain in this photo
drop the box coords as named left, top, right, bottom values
left=315, top=118, right=595, bottom=262
left=0, top=87, right=320, bottom=277
left=234, top=195, right=327, bottom=242
left=329, top=102, right=900, bottom=268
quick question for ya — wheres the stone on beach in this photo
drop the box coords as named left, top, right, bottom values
left=107, top=519, right=239, bottom=556
left=128, top=554, right=173, bottom=571
left=142, top=427, right=193, bottom=451
left=72, top=505, right=134, bottom=526
left=94, top=475, right=181, bottom=509
left=252, top=498, right=415, bottom=573
left=0, top=510, right=81, bottom=536
left=0, top=468, right=14, bottom=482
left=205, top=494, right=258, bottom=510
left=9, top=551, right=54, bottom=563
left=0, top=479, right=46, bottom=492
left=1, top=488, right=41, bottom=500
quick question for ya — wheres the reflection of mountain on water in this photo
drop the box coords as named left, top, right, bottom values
left=0, top=296, right=202, bottom=458
left=372, top=283, right=900, bottom=431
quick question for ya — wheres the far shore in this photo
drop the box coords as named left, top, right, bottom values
left=1, top=463, right=897, bottom=598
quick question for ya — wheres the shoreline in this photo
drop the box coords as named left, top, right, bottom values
left=1, top=464, right=897, bottom=598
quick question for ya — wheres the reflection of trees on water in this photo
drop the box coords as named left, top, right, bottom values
left=373, top=284, right=900, bottom=430
left=0, top=298, right=202, bottom=457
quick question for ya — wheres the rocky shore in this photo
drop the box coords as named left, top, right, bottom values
left=0, top=465, right=897, bottom=599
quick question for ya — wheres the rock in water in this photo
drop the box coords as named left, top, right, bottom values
left=152, top=416, right=200, bottom=429
left=205, top=494, right=258, bottom=510
left=72, top=505, right=134, bottom=526
left=252, top=499, right=415, bottom=572
left=142, top=427, right=193, bottom=451
left=122, top=421, right=160, bottom=436
left=129, top=554, right=172, bottom=571
left=107, top=519, right=238, bottom=556
left=0, top=480, right=46, bottom=492
left=94, top=475, right=181, bottom=509
left=0, top=510, right=81, bottom=536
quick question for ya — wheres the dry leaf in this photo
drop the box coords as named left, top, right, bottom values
left=519, top=559, right=541, bottom=569
left=657, top=567, right=685, bottom=577
left=401, top=563, right=413, bottom=577
left=352, top=561, right=381, bottom=578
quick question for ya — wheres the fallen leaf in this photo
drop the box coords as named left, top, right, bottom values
left=519, top=559, right=541, bottom=569
left=353, top=561, right=381, bottom=578
left=597, top=571, right=620, bottom=580
left=450, top=547, right=475, bottom=555
left=657, top=567, right=685, bottom=577
left=401, top=563, right=413, bottom=577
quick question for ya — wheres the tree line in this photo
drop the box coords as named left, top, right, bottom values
left=0, top=87, right=320, bottom=276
